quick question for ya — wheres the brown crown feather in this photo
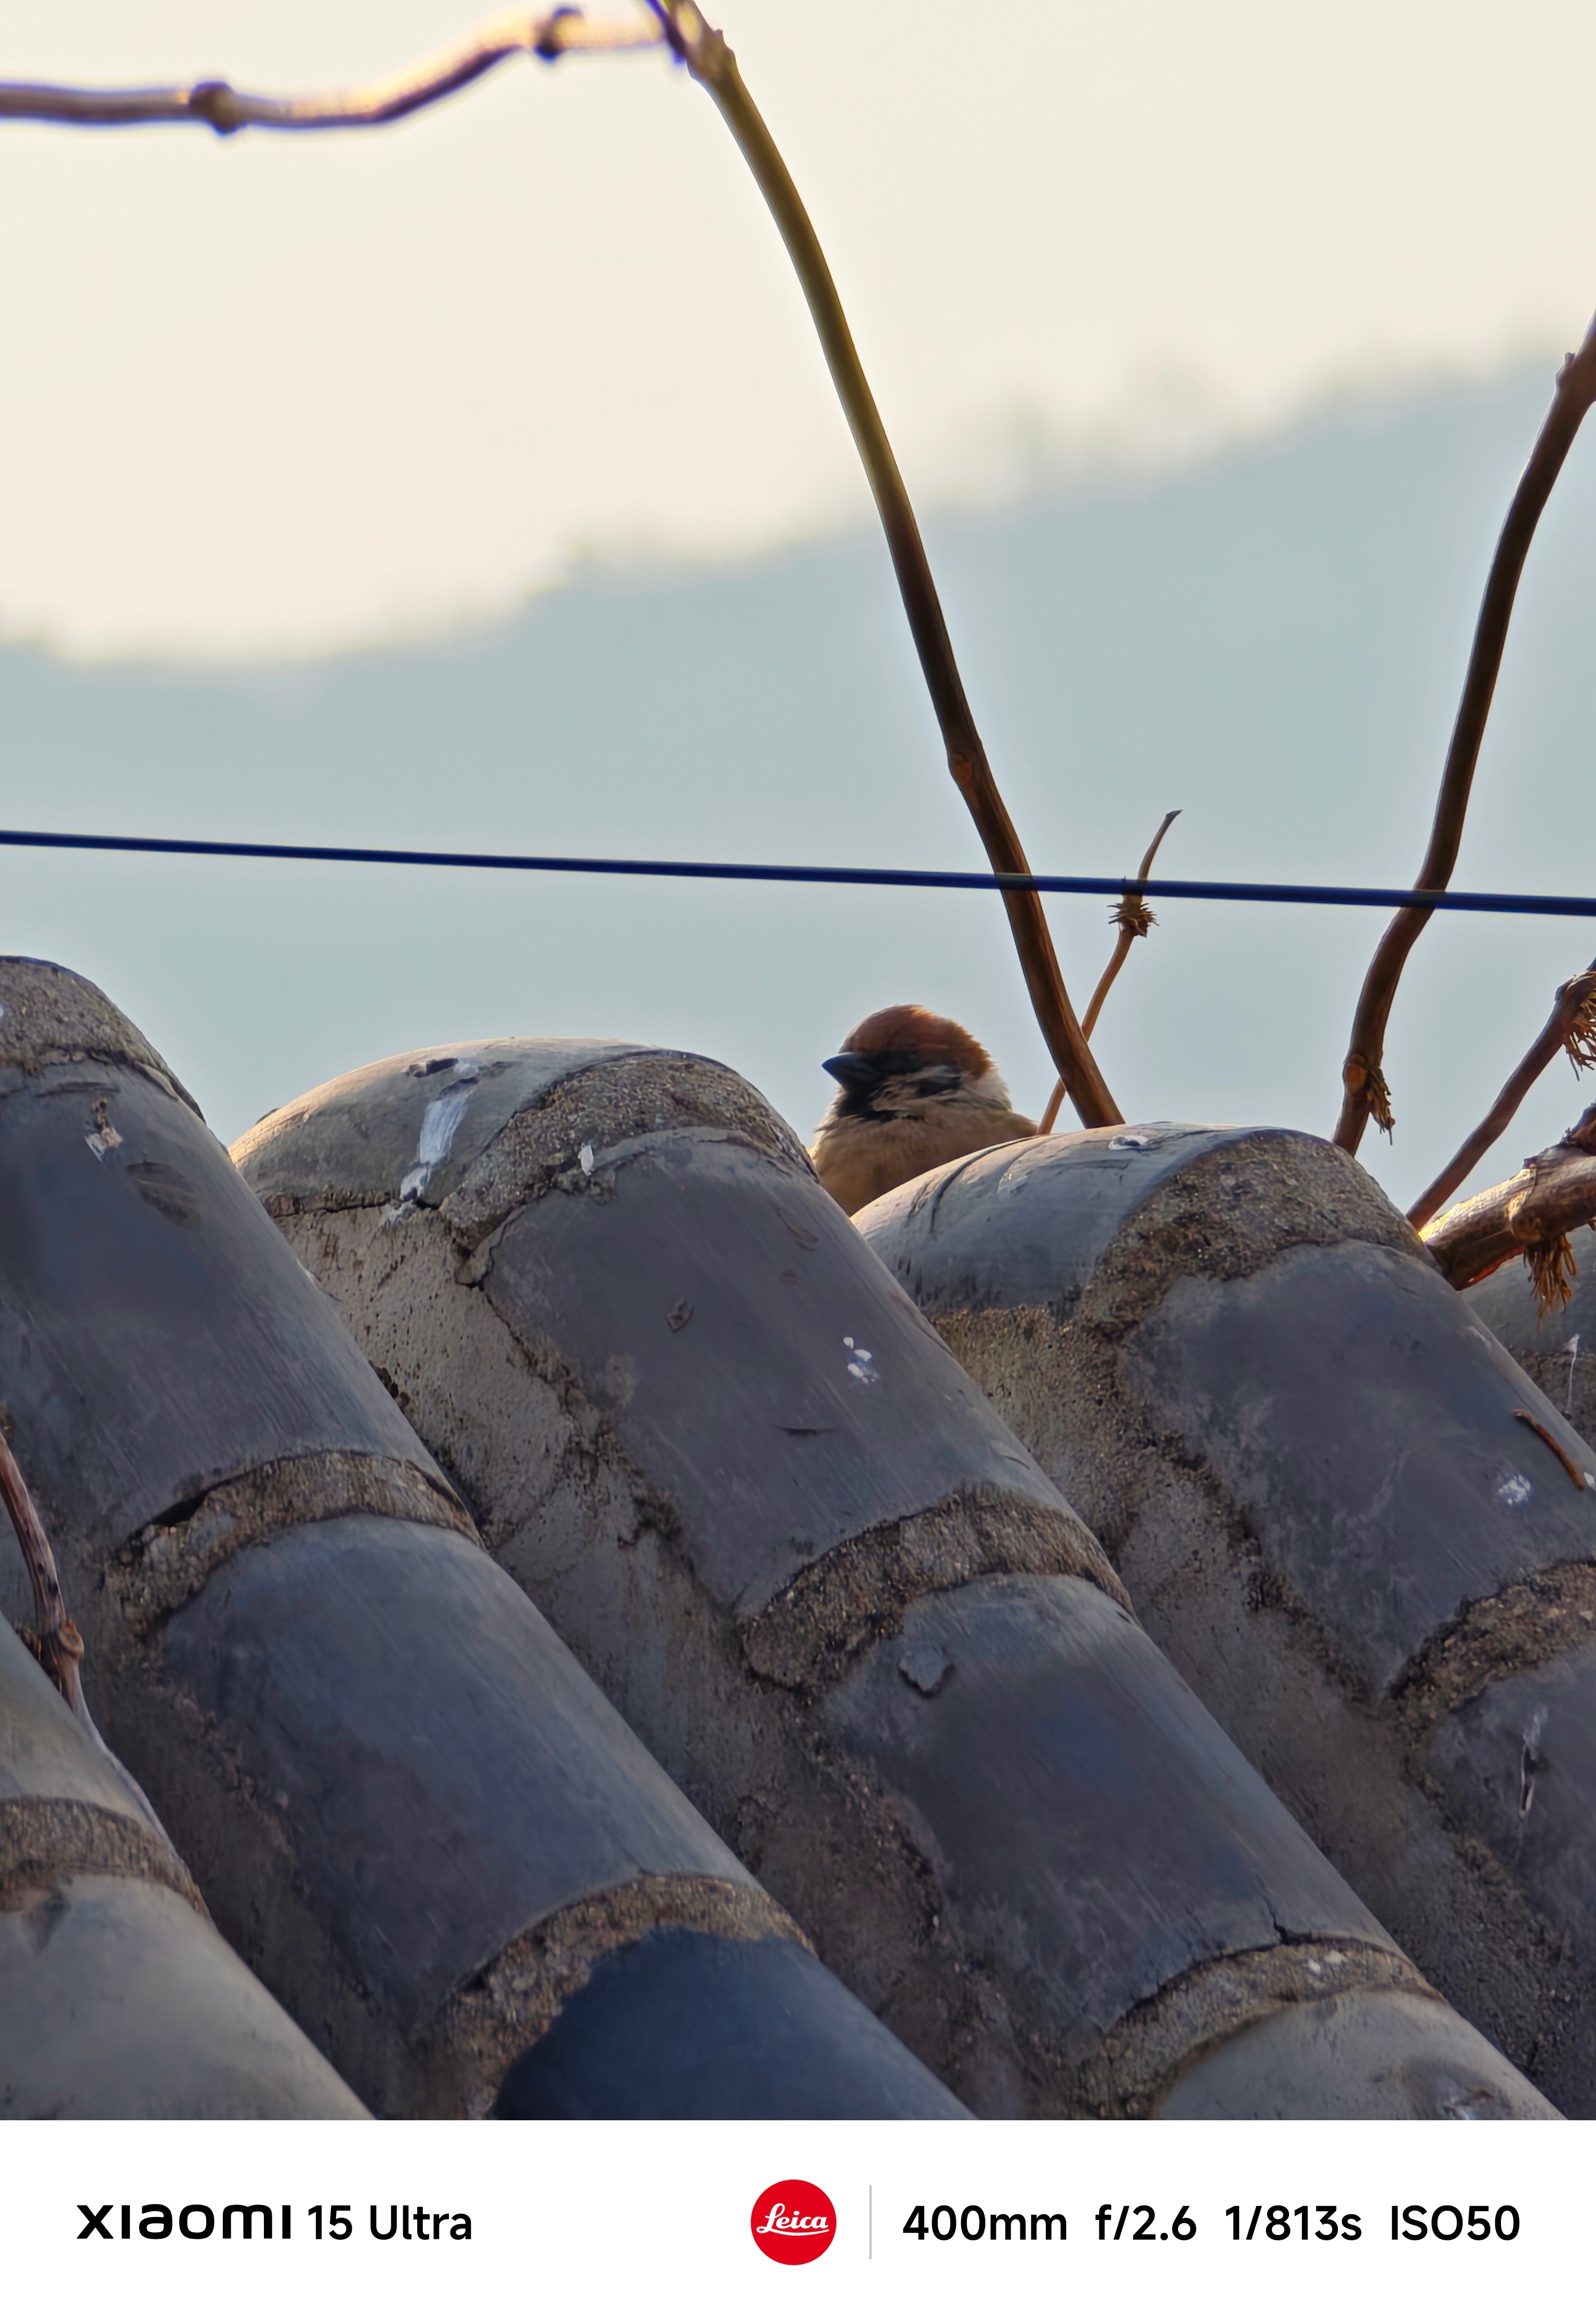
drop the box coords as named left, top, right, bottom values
left=839, top=1004, right=995, bottom=1080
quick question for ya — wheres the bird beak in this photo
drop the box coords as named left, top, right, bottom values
left=822, top=1051, right=880, bottom=1093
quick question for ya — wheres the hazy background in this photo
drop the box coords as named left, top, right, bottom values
left=3, top=2, right=1595, bottom=1211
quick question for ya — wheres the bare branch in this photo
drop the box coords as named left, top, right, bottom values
left=646, top=0, right=1122, bottom=1130
left=0, top=8, right=662, bottom=135
left=1039, top=810, right=1179, bottom=1133
left=7, top=0, right=1118, bottom=1128
left=1333, top=310, right=1596, bottom=1155
left=1407, top=961, right=1596, bottom=1232
left=1514, top=1407, right=1588, bottom=1490
left=0, top=1426, right=89, bottom=1722
left=0, top=1425, right=176, bottom=1833
left=1422, top=1101, right=1596, bottom=1305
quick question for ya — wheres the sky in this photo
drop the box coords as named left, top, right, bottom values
left=1, top=0, right=1594, bottom=654
left=3, top=4, right=1596, bottom=1225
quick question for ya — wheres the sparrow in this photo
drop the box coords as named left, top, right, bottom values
left=809, top=1003, right=1039, bottom=1215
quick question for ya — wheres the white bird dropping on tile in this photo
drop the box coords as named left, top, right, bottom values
left=399, top=1083, right=474, bottom=1203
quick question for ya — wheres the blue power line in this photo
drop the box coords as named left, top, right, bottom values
left=3, top=824, right=1595, bottom=919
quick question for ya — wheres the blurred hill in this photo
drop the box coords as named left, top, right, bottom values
left=4, top=356, right=1593, bottom=1212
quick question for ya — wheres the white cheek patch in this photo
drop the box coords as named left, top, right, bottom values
left=965, top=1066, right=1014, bottom=1109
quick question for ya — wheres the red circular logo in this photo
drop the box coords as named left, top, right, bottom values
left=750, top=2179, right=836, bottom=2264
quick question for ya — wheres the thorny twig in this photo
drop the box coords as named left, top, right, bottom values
left=1406, top=962, right=1596, bottom=1232
left=1039, top=810, right=1179, bottom=1133
left=645, top=1, right=1122, bottom=1129
left=0, top=9, right=663, bottom=133
left=1333, top=310, right=1596, bottom=1156
left=0, top=1425, right=89, bottom=1721
left=1422, top=1100, right=1596, bottom=1310
left=1, top=2, right=1123, bottom=1130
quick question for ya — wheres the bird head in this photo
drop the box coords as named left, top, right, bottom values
left=820, top=1004, right=1012, bottom=1123
left=810, top=1005, right=1038, bottom=1214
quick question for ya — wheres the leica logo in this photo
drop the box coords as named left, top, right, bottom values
left=759, top=2204, right=830, bottom=2236
left=750, top=2180, right=836, bottom=2265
